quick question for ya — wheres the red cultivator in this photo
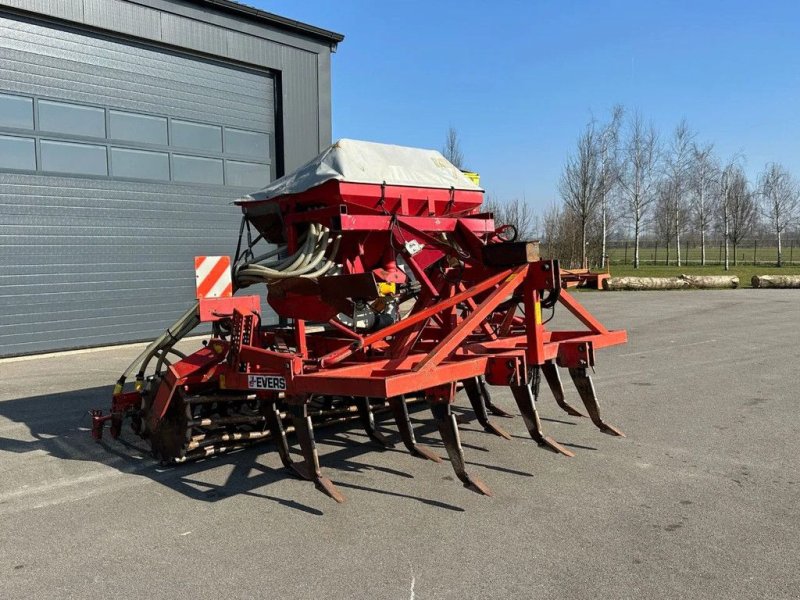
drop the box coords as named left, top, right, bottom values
left=92, top=140, right=626, bottom=502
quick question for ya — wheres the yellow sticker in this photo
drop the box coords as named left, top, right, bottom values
left=219, top=374, right=226, bottom=389
left=534, top=301, right=542, bottom=325
left=504, top=273, right=517, bottom=283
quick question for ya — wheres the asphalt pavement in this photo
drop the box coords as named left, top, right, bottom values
left=1, top=289, right=798, bottom=599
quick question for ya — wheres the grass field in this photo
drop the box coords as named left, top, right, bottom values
left=604, top=263, right=800, bottom=287
left=605, top=241, right=800, bottom=267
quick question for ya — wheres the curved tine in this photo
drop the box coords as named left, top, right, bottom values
left=568, top=367, right=625, bottom=437
left=431, top=403, right=492, bottom=496
left=262, top=400, right=297, bottom=471
left=463, top=377, right=511, bottom=439
left=288, top=403, right=346, bottom=503
left=389, top=396, right=442, bottom=463
left=542, top=361, right=585, bottom=417
left=478, top=376, right=514, bottom=418
left=509, top=377, right=575, bottom=457
left=356, top=397, right=394, bottom=448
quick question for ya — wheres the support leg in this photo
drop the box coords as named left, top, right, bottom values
left=356, top=397, right=394, bottom=448
left=463, top=378, right=511, bottom=439
left=478, top=376, right=514, bottom=418
left=430, top=403, right=492, bottom=496
left=389, top=396, right=442, bottom=463
left=568, top=368, right=625, bottom=437
left=509, top=368, right=575, bottom=457
left=542, top=361, right=584, bottom=417
left=289, top=403, right=346, bottom=503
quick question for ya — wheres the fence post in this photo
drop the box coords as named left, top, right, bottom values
left=791, top=240, right=794, bottom=265
left=624, top=241, right=628, bottom=265
left=753, top=240, right=757, bottom=266
left=654, top=242, right=658, bottom=265
left=718, top=241, right=722, bottom=265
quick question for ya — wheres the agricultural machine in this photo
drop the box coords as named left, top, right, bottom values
left=92, top=139, right=627, bottom=502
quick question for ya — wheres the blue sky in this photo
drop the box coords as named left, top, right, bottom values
left=260, top=0, right=800, bottom=212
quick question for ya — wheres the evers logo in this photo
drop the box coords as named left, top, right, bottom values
left=247, top=375, right=287, bottom=391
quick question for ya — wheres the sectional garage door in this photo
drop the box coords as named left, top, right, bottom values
left=0, top=12, right=276, bottom=356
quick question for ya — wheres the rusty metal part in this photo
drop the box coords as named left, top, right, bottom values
left=356, top=397, right=394, bottom=448
left=478, top=376, right=514, bottom=418
left=389, top=396, right=442, bottom=463
left=509, top=369, right=575, bottom=458
left=541, top=361, right=584, bottom=417
left=463, top=377, right=511, bottom=439
left=568, top=367, right=626, bottom=437
left=289, top=403, right=346, bottom=503
left=431, top=403, right=492, bottom=496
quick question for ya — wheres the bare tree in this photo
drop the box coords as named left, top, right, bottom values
left=558, top=119, right=603, bottom=267
left=758, top=163, right=799, bottom=266
left=442, top=126, right=464, bottom=169
left=719, top=162, right=755, bottom=266
left=598, top=105, right=624, bottom=268
left=484, top=194, right=538, bottom=241
left=718, top=161, right=737, bottom=270
left=654, top=179, right=676, bottom=264
left=664, top=119, right=696, bottom=266
left=689, top=143, right=719, bottom=265
left=618, top=112, right=660, bottom=268
left=541, top=202, right=582, bottom=266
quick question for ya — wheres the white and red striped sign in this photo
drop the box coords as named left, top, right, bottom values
left=194, top=256, right=232, bottom=299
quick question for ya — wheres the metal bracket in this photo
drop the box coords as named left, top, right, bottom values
left=485, top=355, right=525, bottom=386
left=556, top=341, right=595, bottom=369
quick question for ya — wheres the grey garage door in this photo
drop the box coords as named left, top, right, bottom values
left=0, top=13, right=276, bottom=356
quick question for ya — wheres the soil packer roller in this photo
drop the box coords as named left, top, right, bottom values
left=92, top=139, right=627, bottom=502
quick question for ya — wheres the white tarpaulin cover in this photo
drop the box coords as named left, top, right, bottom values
left=245, top=138, right=482, bottom=201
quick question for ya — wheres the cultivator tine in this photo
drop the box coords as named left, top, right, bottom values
left=389, top=396, right=442, bottom=463
left=356, top=397, right=394, bottom=448
left=509, top=368, right=575, bottom=457
left=262, top=400, right=297, bottom=471
left=478, top=375, right=514, bottom=418
left=430, top=403, right=492, bottom=496
left=288, top=404, right=346, bottom=503
left=568, top=368, right=625, bottom=437
left=463, top=377, right=511, bottom=439
left=542, top=361, right=584, bottom=417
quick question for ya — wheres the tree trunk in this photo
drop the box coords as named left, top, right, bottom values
left=752, top=274, right=800, bottom=288
left=581, top=217, right=587, bottom=269
left=634, top=214, right=640, bottom=269
left=700, top=229, right=706, bottom=266
left=777, top=228, right=783, bottom=267
left=600, top=197, right=607, bottom=268
left=675, top=207, right=681, bottom=267
left=733, top=241, right=738, bottom=266
left=723, top=207, right=729, bottom=271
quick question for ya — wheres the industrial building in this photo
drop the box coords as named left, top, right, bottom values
left=0, top=0, right=342, bottom=356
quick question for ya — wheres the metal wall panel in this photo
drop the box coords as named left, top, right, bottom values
left=83, top=0, right=162, bottom=39
left=280, top=45, right=320, bottom=173
left=0, top=12, right=276, bottom=355
left=0, top=0, right=337, bottom=173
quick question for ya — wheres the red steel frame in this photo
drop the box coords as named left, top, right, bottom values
left=149, top=205, right=626, bottom=410
left=98, top=178, right=627, bottom=503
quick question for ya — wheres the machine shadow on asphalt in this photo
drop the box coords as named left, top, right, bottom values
left=0, top=385, right=472, bottom=515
